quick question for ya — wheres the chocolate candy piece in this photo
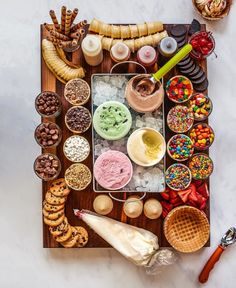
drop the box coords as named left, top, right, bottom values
left=188, top=19, right=201, bottom=36
left=191, top=73, right=207, bottom=85
left=193, top=79, right=209, bottom=92
left=170, top=24, right=187, bottom=37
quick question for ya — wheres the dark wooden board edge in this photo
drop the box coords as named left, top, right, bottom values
left=40, top=23, right=211, bottom=248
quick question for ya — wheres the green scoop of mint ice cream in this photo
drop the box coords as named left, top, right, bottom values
left=93, top=101, right=132, bottom=140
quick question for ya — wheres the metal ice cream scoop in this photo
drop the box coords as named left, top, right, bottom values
left=199, top=227, right=236, bottom=284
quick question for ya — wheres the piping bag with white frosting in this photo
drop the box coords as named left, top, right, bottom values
left=74, top=209, right=177, bottom=274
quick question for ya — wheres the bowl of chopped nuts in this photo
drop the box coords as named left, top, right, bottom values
left=192, top=0, right=232, bottom=20
left=64, top=78, right=90, bottom=106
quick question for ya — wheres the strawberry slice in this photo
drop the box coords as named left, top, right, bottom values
left=178, top=189, right=192, bottom=203
left=169, top=197, right=183, bottom=205
left=169, top=190, right=178, bottom=199
left=187, top=199, right=198, bottom=208
left=197, top=182, right=209, bottom=199
left=160, top=192, right=170, bottom=201
left=162, top=209, right=169, bottom=218
left=192, top=179, right=203, bottom=188
left=199, top=198, right=207, bottom=210
left=188, top=184, right=198, bottom=203
left=160, top=201, right=173, bottom=212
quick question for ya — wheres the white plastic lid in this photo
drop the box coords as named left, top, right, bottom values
left=111, top=43, right=130, bottom=61
left=137, top=45, right=156, bottom=65
left=82, top=35, right=101, bottom=55
left=160, top=37, right=177, bottom=54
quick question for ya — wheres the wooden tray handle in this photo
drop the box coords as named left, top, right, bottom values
left=199, top=245, right=224, bottom=284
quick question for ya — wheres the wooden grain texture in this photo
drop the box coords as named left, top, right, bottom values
left=41, top=23, right=210, bottom=248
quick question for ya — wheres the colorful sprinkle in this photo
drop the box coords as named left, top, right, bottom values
left=188, top=93, right=212, bottom=121
left=165, top=163, right=192, bottom=191
left=189, top=123, right=215, bottom=150
left=167, top=105, right=194, bottom=133
left=188, top=153, right=213, bottom=180
left=167, top=134, right=194, bottom=161
left=166, top=76, right=193, bottom=103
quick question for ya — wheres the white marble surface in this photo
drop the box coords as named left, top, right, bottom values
left=0, top=0, right=236, bottom=287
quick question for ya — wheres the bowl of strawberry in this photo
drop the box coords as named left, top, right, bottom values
left=189, top=31, right=215, bottom=60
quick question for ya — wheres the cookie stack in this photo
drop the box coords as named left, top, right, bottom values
left=169, top=24, right=209, bottom=92
left=43, top=178, right=88, bottom=248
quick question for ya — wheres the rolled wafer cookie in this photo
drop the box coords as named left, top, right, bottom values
left=49, top=30, right=70, bottom=41
left=71, top=20, right=87, bottom=32
left=71, top=8, right=79, bottom=26
left=49, top=10, right=61, bottom=32
left=65, top=10, right=72, bottom=36
left=60, top=6, right=67, bottom=34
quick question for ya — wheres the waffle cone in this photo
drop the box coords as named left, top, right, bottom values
left=164, top=206, right=210, bottom=253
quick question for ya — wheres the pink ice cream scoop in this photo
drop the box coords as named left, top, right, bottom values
left=94, top=150, right=133, bottom=190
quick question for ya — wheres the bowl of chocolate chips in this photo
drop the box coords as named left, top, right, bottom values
left=65, top=106, right=92, bottom=133
left=34, top=153, right=61, bottom=181
left=34, top=122, right=62, bottom=148
left=35, top=91, right=61, bottom=118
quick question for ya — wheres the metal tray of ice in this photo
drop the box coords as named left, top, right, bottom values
left=91, top=74, right=166, bottom=193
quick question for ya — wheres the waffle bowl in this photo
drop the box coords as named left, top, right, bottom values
left=192, top=0, right=232, bottom=21
left=164, top=206, right=210, bottom=253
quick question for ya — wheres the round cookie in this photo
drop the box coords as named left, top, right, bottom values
left=61, top=227, right=79, bottom=248
left=193, top=78, right=209, bottom=92
left=191, top=73, right=207, bottom=85
left=43, top=200, right=64, bottom=212
left=170, top=24, right=187, bottom=37
left=45, top=191, right=67, bottom=206
left=49, top=178, right=71, bottom=197
left=43, top=208, right=64, bottom=220
left=74, top=226, right=89, bottom=248
left=44, top=214, right=65, bottom=227
left=55, top=225, right=72, bottom=243
left=49, top=217, right=69, bottom=236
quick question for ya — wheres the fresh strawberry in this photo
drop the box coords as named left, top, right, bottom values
left=178, top=189, right=192, bottom=203
left=192, top=179, right=203, bottom=188
left=169, top=196, right=182, bottom=204
left=197, top=182, right=209, bottom=199
left=196, top=193, right=206, bottom=208
left=187, top=199, right=198, bottom=208
left=172, top=198, right=183, bottom=207
left=160, top=192, right=170, bottom=201
left=169, top=190, right=178, bottom=199
left=160, top=201, right=173, bottom=212
left=199, top=198, right=207, bottom=210
left=188, top=184, right=198, bottom=203
left=162, top=209, right=169, bottom=218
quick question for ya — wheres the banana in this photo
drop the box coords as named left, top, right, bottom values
left=42, top=39, right=85, bottom=84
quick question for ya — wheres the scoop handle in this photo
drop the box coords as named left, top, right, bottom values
left=152, top=44, right=192, bottom=81
left=198, top=245, right=225, bottom=284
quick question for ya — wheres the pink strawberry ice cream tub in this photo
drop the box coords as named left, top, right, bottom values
left=94, top=150, right=133, bottom=190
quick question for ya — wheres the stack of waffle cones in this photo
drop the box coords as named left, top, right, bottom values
left=164, top=206, right=210, bottom=253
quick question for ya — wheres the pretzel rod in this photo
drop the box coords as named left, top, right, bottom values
left=50, top=29, right=70, bottom=41
left=49, top=10, right=61, bottom=32
left=71, top=20, right=87, bottom=32
left=71, top=8, right=79, bottom=26
left=60, top=6, right=67, bottom=34
left=65, top=10, right=72, bottom=35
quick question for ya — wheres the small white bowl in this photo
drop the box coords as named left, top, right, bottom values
left=127, top=127, right=166, bottom=167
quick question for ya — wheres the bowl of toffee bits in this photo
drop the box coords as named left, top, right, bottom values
left=64, top=78, right=90, bottom=106
left=65, top=106, right=92, bottom=133
left=34, top=153, right=61, bottom=181
left=34, top=122, right=62, bottom=148
left=35, top=91, right=61, bottom=117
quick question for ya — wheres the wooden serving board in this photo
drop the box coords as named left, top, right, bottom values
left=41, top=23, right=210, bottom=248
